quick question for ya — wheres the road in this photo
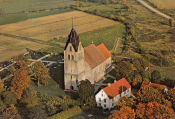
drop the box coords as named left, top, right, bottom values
left=137, top=0, right=173, bottom=20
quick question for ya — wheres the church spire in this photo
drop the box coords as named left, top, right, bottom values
left=64, top=27, right=80, bottom=52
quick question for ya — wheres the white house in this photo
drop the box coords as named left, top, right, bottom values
left=95, top=78, right=131, bottom=110
left=64, top=27, right=112, bottom=90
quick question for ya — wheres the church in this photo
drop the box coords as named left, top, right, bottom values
left=64, top=27, right=112, bottom=90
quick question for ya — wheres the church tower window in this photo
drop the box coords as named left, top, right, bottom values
left=70, top=46, right=72, bottom=51
left=68, top=55, right=70, bottom=60
left=72, top=55, right=74, bottom=60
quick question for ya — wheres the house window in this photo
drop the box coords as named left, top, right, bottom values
left=101, top=94, right=103, bottom=97
left=99, top=98, right=101, bottom=102
left=99, top=103, right=101, bottom=107
left=68, top=55, right=70, bottom=60
left=104, top=99, right=106, bottom=103
left=72, top=55, right=74, bottom=60
left=104, top=104, right=106, bottom=108
left=70, top=47, right=72, bottom=51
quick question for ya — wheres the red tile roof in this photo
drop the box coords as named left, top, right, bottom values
left=141, top=81, right=166, bottom=89
left=97, top=43, right=111, bottom=59
left=84, top=44, right=106, bottom=69
left=103, top=78, right=131, bottom=98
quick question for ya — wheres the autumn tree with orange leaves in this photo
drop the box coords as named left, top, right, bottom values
left=137, top=86, right=172, bottom=107
left=136, top=102, right=174, bottom=119
left=11, top=69, right=31, bottom=99
left=116, top=96, right=136, bottom=108
left=109, top=106, right=135, bottom=119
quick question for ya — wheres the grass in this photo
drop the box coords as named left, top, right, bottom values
left=31, top=78, right=66, bottom=97
left=0, top=9, right=73, bottom=25
left=59, top=24, right=125, bottom=50
left=0, top=0, right=74, bottom=14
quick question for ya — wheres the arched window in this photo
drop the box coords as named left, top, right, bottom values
left=68, top=55, right=70, bottom=60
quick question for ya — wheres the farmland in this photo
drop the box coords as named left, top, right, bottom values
left=147, top=0, right=175, bottom=9
left=0, top=11, right=124, bottom=62
left=0, top=0, right=74, bottom=14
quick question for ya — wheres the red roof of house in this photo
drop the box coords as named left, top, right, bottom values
left=141, top=81, right=166, bottom=89
left=84, top=43, right=111, bottom=69
left=97, top=43, right=111, bottom=59
left=103, top=78, right=131, bottom=98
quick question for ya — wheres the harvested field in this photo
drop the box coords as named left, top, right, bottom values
left=147, top=0, right=175, bottom=9
left=0, top=36, right=49, bottom=62
left=0, top=11, right=121, bottom=61
left=0, top=11, right=118, bottom=41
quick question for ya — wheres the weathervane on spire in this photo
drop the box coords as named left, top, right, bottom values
left=71, top=17, right=76, bottom=28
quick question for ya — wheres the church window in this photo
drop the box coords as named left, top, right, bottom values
left=104, top=99, right=106, bottom=103
left=68, top=55, right=70, bottom=60
left=72, top=55, right=74, bottom=60
left=70, top=46, right=72, bottom=51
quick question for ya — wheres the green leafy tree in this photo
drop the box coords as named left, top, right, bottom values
left=11, top=69, right=31, bottom=99
left=28, top=105, right=47, bottom=119
left=20, top=88, right=39, bottom=108
left=151, top=70, right=161, bottom=83
left=116, top=61, right=132, bottom=82
left=1, top=91, right=17, bottom=106
left=31, top=61, right=50, bottom=86
left=78, top=79, right=95, bottom=107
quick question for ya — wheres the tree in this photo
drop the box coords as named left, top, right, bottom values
left=1, top=91, right=17, bottom=106
left=13, top=55, right=29, bottom=70
left=28, top=105, right=47, bottom=119
left=20, top=88, right=39, bottom=108
left=151, top=70, right=161, bottom=83
left=116, top=96, right=136, bottom=108
left=78, top=79, right=95, bottom=107
left=31, top=61, right=50, bottom=86
left=0, top=99, right=6, bottom=112
left=11, top=69, right=31, bottom=99
left=105, top=0, right=109, bottom=5
left=109, top=106, right=135, bottom=119
left=0, top=78, right=5, bottom=93
left=0, top=105, right=21, bottom=119
left=136, top=102, right=174, bottom=119
left=132, top=74, right=142, bottom=88
left=116, top=61, right=132, bottom=82
left=137, top=86, right=171, bottom=107
left=168, top=87, right=175, bottom=106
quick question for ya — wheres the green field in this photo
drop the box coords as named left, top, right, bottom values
left=0, top=9, right=73, bottom=25
left=0, top=0, right=74, bottom=14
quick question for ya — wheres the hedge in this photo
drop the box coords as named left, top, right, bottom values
left=48, top=106, right=82, bottom=119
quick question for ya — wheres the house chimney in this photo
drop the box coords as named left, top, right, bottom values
left=114, top=80, right=117, bottom=83
left=108, top=83, right=111, bottom=86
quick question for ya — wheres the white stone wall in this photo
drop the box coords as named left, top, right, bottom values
left=95, top=88, right=131, bottom=110
left=64, top=42, right=85, bottom=90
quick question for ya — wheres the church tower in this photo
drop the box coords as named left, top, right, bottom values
left=64, top=28, right=85, bottom=90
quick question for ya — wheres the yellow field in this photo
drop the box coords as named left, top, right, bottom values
left=0, top=11, right=119, bottom=62
left=0, top=11, right=118, bottom=40
left=147, top=0, right=175, bottom=9
left=0, top=36, right=50, bottom=62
